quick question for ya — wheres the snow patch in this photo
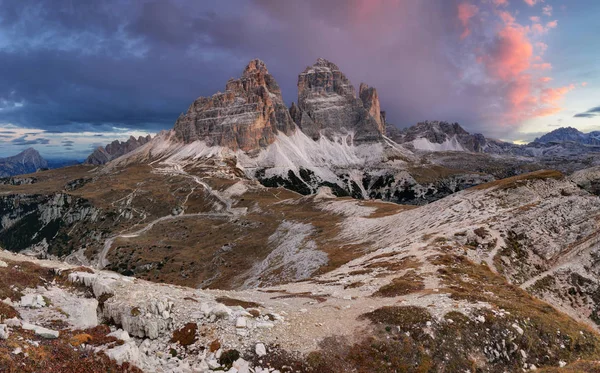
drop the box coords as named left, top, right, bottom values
left=242, top=221, right=328, bottom=288
left=411, top=136, right=466, bottom=152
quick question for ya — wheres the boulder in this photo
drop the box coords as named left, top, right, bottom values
left=20, top=294, right=46, bottom=308
left=22, top=322, right=59, bottom=339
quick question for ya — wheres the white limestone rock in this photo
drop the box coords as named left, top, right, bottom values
left=106, top=341, right=141, bottom=366
left=22, top=323, right=59, bottom=339
left=20, top=294, right=46, bottom=308
left=0, top=324, right=8, bottom=340
left=255, top=343, right=266, bottom=357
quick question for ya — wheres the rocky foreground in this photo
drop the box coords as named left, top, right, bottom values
left=3, top=170, right=600, bottom=372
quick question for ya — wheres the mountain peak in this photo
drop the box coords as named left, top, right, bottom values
left=295, top=59, right=384, bottom=142
left=533, top=126, right=591, bottom=144
left=173, top=59, right=295, bottom=151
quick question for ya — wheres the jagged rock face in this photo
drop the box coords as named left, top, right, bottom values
left=0, top=193, right=101, bottom=257
left=0, top=148, right=48, bottom=177
left=294, top=58, right=384, bottom=142
left=173, top=59, right=295, bottom=152
left=359, top=83, right=385, bottom=134
left=85, top=135, right=152, bottom=165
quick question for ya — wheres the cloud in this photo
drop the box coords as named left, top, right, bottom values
left=535, top=42, right=548, bottom=54
left=582, top=82, right=588, bottom=87
left=0, top=0, right=572, bottom=144
left=523, top=0, right=542, bottom=6
left=458, top=2, right=479, bottom=39
left=481, top=24, right=532, bottom=81
left=574, top=106, right=600, bottom=118
left=532, top=62, right=552, bottom=70
left=543, top=5, right=553, bottom=16
left=10, top=136, right=50, bottom=145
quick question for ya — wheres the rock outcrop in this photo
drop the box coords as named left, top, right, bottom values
left=173, top=59, right=295, bottom=152
left=293, top=58, right=385, bottom=142
left=0, top=148, right=48, bottom=177
left=359, top=83, right=385, bottom=134
left=85, top=135, right=152, bottom=165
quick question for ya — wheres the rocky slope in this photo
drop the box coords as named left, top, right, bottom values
left=0, top=148, right=48, bottom=177
left=3, top=170, right=600, bottom=372
left=86, top=135, right=152, bottom=165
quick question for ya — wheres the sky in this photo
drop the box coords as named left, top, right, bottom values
left=0, top=0, right=599, bottom=158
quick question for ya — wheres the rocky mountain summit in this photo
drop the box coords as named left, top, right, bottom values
left=0, top=148, right=48, bottom=177
left=292, top=58, right=385, bottom=142
left=173, top=59, right=295, bottom=152
left=86, top=135, right=152, bottom=165
left=533, top=126, right=600, bottom=145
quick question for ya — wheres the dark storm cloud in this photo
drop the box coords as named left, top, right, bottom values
left=10, top=136, right=50, bottom=145
left=0, top=0, right=510, bottom=137
left=574, top=106, right=600, bottom=118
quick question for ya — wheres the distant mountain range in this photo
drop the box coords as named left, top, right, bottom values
left=85, top=135, right=152, bottom=165
left=0, top=148, right=48, bottom=177
left=533, top=126, right=600, bottom=146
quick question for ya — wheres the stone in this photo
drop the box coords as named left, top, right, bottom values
left=22, top=323, right=59, bottom=339
left=173, top=59, right=295, bottom=152
left=232, top=358, right=249, bottom=373
left=108, top=329, right=131, bottom=342
left=235, top=317, right=247, bottom=328
left=0, top=324, right=8, bottom=340
left=106, top=341, right=140, bottom=366
left=255, top=343, right=266, bottom=357
left=210, top=303, right=232, bottom=319
left=0, top=260, right=7, bottom=268
left=20, top=294, right=46, bottom=308
left=4, top=318, right=21, bottom=327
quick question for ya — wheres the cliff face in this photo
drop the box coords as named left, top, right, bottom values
left=292, top=58, right=385, bottom=142
left=173, top=59, right=295, bottom=152
left=85, top=135, right=152, bottom=165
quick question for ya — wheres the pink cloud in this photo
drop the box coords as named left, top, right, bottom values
left=531, top=23, right=546, bottom=35
left=530, top=16, right=540, bottom=23
left=540, top=84, right=575, bottom=104
left=523, top=0, right=542, bottom=6
left=458, top=2, right=479, bottom=39
left=543, top=5, right=553, bottom=16
left=498, top=10, right=516, bottom=25
left=581, top=82, right=588, bottom=87
left=535, top=42, right=548, bottom=54
left=532, top=62, right=552, bottom=70
left=546, top=20, right=558, bottom=28
left=492, top=0, right=509, bottom=7
left=482, top=25, right=532, bottom=80
left=539, top=77, right=552, bottom=83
